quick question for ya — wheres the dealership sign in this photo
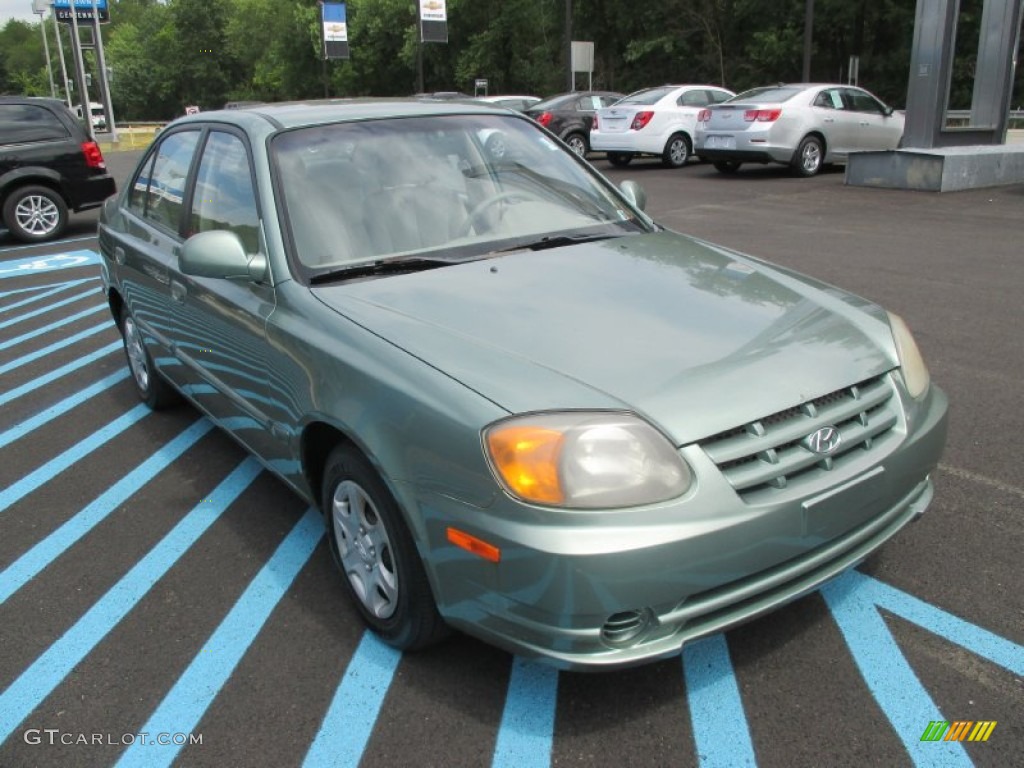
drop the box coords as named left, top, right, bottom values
left=321, top=3, right=349, bottom=60
left=419, top=0, right=447, bottom=43
left=52, top=0, right=110, bottom=23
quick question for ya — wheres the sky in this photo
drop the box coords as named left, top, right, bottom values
left=1, top=0, right=49, bottom=25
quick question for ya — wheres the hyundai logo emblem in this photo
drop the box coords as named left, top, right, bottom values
left=804, top=426, right=842, bottom=455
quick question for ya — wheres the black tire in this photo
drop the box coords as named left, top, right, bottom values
left=2, top=184, right=68, bottom=243
left=322, top=443, right=448, bottom=650
left=119, top=305, right=180, bottom=409
left=564, top=132, right=587, bottom=157
left=662, top=133, right=692, bottom=168
left=713, top=160, right=742, bottom=174
left=791, top=135, right=824, bottom=177
left=606, top=152, right=633, bottom=167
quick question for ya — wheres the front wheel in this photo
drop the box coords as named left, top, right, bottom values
left=564, top=133, right=587, bottom=157
left=791, top=135, right=824, bottom=177
left=119, top=305, right=180, bottom=409
left=2, top=185, right=68, bottom=242
left=323, top=444, right=448, bottom=650
left=606, top=152, right=633, bottom=167
left=662, top=134, right=692, bottom=168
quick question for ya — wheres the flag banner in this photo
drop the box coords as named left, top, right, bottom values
left=419, top=0, right=448, bottom=43
left=322, top=3, right=350, bottom=60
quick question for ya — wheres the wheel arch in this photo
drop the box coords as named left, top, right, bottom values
left=0, top=168, right=68, bottom=205
left=107, top=286, right=125, bottom=330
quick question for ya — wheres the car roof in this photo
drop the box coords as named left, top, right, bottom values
left=168, top=97, right=517, bottom=131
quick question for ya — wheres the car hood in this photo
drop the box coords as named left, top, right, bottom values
left=311, top=232, right=898, bottom=445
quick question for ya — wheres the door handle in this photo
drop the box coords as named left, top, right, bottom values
left=860, top=121, right=870, bottom=126
left=170, top=280, right=187, bottom=303
left=113, top=246, right=126, bottom=265
left=823, top=117, right=834, bottom=123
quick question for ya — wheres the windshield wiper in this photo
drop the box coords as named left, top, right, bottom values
left=310, top=256, right=454, bottom=285
left=492, top=232, right=622, bottom=254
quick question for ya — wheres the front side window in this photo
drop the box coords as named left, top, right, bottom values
left=190, top=131, right=260, bottom=253
left=135, top=130, right=201, bottom=233
left=847, top=90, right=886, bottom=114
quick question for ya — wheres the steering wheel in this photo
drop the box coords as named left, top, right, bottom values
left=459, top=191, right=526, bottom=237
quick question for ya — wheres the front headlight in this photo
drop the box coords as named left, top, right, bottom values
left=483, top=412, right=692, bottom=508
left=888, top=312, right=930, bottom=399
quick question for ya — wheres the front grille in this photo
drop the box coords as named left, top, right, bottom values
left=699, top=374, right=898, bottom=501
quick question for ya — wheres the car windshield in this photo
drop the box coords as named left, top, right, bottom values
left=272, top=113, right=650, bottom=276
left=729, top=86, right=804, bottom=104
left=618, top=86, right=676, bottom=106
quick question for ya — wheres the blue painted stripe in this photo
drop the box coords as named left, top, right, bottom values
left=0, top=304, right=106, bottom=350
left=821, top=571, right=972, bottom=767
left=0, top=280, right=82, bottom=300
left=0, top=236, right=97, bottom=256
left=0, top=459, right=262, bottom=743
left=0, top=404, right=151, bottom=514
left=0, top=369, right=129, bottom=450
left=0, top=418, right=214, bottom=604
left=0, top=278, right=96, bottom=313
left=114, top=507, right=323, bottom=768
left=491, top=657, right=559, bottom=768
left=0, top=289, right=99, bottom=329
left=303, top=632, right=402, bottom=768
left=682, top=634, right=757, bottom=768
left=0, top=322, right=112, bottom=375
left=0, top=340, right=121, bottom=406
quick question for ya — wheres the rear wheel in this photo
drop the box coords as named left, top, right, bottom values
left=564, top=132, right=587, bottom=157
left=662, top=134, right=691, bottom=168
left=791, top=135, right=824, bottom=177
left=713, top=160, right=742, bottom=174
left=119, top=305, right=180, bottom=409
left=606, top=152, right=633, bottom=167
left=2, top=184, right=68, bottom=242
left=323, top=444, right=448, bottom=650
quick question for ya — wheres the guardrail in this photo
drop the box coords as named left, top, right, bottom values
left=945, top=109, right=1024, bottom=128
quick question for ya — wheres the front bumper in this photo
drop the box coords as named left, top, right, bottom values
left=420, top=380, right=948, bottom=670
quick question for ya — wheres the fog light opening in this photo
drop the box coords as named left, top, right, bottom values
left=600, top=608, right=653, bottom=647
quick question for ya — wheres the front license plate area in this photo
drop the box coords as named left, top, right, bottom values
left=802, top=467, right=886, bottom=540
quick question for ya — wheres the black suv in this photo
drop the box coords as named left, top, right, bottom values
left=1, top=96, right=117, bottom=242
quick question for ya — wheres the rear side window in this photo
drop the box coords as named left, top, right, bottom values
left=678, top=90, right=710, bottom=107
left=0, top=104, right=69, bottom=145
left=129, top=130, right=201, bottom=233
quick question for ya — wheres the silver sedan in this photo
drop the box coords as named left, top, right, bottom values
left=695, top=83, right=904, bottom=176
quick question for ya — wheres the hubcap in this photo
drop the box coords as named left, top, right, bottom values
left=670, top=140, right=688, bottom=165
left=802, top=142, right=821, bottom=172
left=123, top=317, right=150, bottom=391
left=15, top=194, right=60, bottom=236
left=568, top=136, right=586, bottom=156
left=332, top=480, right=398, bottom=619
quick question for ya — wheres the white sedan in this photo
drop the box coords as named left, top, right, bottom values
left=695, top=83, right=905, bottom=177
left=590, top=84, right=735, bottom=168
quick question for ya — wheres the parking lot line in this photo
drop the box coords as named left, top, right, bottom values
left=114, top=507, right=323, bottom=768
left=492, top=657, right=559, bottom=768
left=0, top=418, right=214, bottom=603
left=0, top=289, right=100, bottom=330
left=303, top=632, right=402, bottom=768
left=0, top=278, right=97, bottom=314
left=0, top=304, right=106, bottom=351
left=0, top=370, right=129, bottom=450
left=0, top=458, right=262, bottom=743
left=0, top=340, right=121, bottom=407
left=0, top=323, right=111, bottom=375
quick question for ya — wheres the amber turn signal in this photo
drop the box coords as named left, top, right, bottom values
left=447, top=527, right=501, bottom=563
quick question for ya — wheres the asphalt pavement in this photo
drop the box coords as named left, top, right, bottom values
left=1, top=149, right=1021, bottom=768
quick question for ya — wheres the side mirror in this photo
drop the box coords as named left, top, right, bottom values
left=180, top=230, right=267, bottom=282
left=619, top=180, right=647, bottom=211
left=883, top=106, right=895, bottom=117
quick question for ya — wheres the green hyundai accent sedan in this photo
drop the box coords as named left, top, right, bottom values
left=98, top=99, right=948, bottom=669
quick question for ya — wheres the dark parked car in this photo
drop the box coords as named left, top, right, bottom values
left=525, top=91, right=623, bottom=156
left=0, top=96, right=117, bottom=242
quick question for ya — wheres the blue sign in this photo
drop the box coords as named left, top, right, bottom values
left=51, top=0, right=110, bottom=23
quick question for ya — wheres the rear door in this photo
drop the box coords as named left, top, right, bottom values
left=109, top=128, right=202, bottom=385
left=811, top=87, right=855, bottom=158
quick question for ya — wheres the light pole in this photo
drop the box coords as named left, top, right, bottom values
left=32, top=0, right=57, bottom=98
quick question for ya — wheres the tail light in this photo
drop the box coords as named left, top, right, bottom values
left=592, top=115, right=599, bottom=130
left=631, top=111, right=654, bottom=130
left=536, top=112, right=553, bottom=127
left=743, top=109, right=782, bottom=122
left=81, top=141, right=106, bottom=169
left=697, top=109, right=711, bottom=123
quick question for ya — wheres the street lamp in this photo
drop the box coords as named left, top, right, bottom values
left=31, top=0, right=58, bottom=98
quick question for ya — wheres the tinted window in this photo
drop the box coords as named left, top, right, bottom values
left=847, top=90, right=886, bottom=114
left=619, top=86, right=676, bottom=105
left=140, top=130, right=201, bottom=232
left=190, top=131, right=260, bottom=253
left=814, top=89, right=845, bottom=110
left=708, top=90, right=732, bottom=104
left=128, top=153, right=156, bottom=214
left=678, top=90, right=709, bottom=107
left=0, top=104, right=69, bottom=145
left=729, top=86, right=803, bottom=104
